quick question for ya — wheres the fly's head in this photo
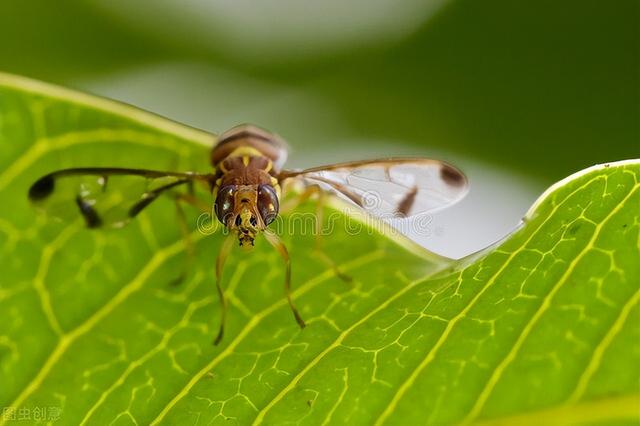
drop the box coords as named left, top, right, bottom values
left=214, top=184, right=279, bottom=249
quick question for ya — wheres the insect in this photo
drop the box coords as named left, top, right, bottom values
left=28, top=124, right=468, bottom=344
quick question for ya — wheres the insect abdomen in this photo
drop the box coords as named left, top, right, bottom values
left=211, top=124, right=287, bottom=171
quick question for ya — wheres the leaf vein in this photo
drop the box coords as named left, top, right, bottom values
left=0, top=128, right=193, bottom=192
left=566, top=288, right=640, bottom=404
left=373, top=173, right=614, bottom=425
left=0, top=232, right=200, bottom=422
left=462, top=183, right=640, bottom=423
left=149, top=249, right=386, bottom=425
left=251, top=271, right=453, bottom=425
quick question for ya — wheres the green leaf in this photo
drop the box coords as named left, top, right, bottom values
left=0, top=72, right=638, bottom=425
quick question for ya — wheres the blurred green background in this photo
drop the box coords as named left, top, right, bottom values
left=1, top=0, right=638, bottom=257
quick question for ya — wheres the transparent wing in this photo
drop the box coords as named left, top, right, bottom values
left=28, top=168, right=212, bottom=228
left=280, top=158, right=468, bottom=219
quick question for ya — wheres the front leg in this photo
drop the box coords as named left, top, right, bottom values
left=213, top=234, right=235, bottom=345
left=264, top=231, right=306, bottom=329
left=170, top=191, right=219, bottom=286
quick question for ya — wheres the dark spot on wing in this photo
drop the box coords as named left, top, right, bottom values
left=395, top=186, right=418, bottom=217
left=75, top=195, right=102, bottom=228
left=28, top=175, right=55, bottom=201
left=440, top=164, right=465, bottom=187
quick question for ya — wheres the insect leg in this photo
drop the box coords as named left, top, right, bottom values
left=172, top=187, right=216, bottom=225
left=279, top=182, right=320, bottom=212
left=315, top=250, right=353, bottom=283
left=169, top=196, right=195, bottom=286
left=281, top=182, right=352, bottom=282
left=214, top=234, right=235, bottom=345
left=263, top=231, right=306, bottom=329
left=175, top=192, right=213, bottom=214
left=169, top=191, right=217, bottom=286
left=280, top=183, right=325, bottom=245
left=308, top=186, right=353, bottom=282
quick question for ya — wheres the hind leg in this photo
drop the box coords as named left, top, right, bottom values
left=281, top=183, right=352, bottom=282
left=170, top=189, right=218, bottom=286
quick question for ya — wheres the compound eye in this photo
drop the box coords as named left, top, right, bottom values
left=257, top=185, right=279, bottom=225
left=215, top=186, right=235, bottom=225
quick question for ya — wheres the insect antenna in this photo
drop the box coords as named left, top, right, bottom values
left=214, top=234, right=235, bottom=345
left=264, top=231, right=306, bottom=329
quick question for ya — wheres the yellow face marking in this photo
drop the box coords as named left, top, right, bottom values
left=242, top=156, right=250, bottom=167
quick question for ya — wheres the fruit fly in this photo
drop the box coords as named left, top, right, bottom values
left=28, top=125, right=468, bottom=344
